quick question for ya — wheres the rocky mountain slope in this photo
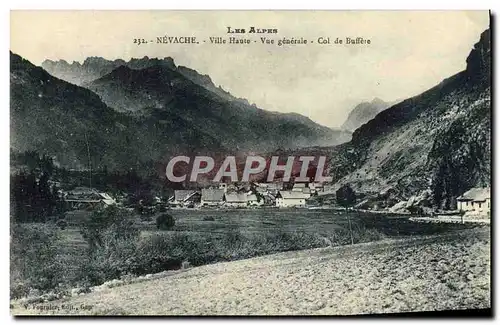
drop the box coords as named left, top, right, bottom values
left=43, top=56, right=351, bottom=145
left=11, top=53, right=126, bottom=169
left=42, top=56, right=277, bottom=109
left=86, top=63, right=348, bottom=149
left=326, top=29, right=491, bottom=209
left=341, top=98, right=397, bottom=132
left=43, top=56, right=350, bottom=149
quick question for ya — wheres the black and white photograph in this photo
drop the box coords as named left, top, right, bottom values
left=8, top=10, right=492, bottom=316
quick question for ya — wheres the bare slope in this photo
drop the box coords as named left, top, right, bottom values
left=11, top=227, right=490, bottom=316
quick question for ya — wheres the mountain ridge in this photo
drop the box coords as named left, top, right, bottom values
left=12, top=52, right=350, bottom=174
left=84, top=59, right=350, bottom=150
left=44, top=56, right=263, bottom=107
left=43, top=55, right=351, bottom=146
left=11, top=52, right=227, bottom=172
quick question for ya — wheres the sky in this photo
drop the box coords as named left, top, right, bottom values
left=10, top=10, right=490, bottom=128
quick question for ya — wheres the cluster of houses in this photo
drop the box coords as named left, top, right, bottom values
left=168, top=182, right=335, bottom=208
left=60, top=183, right=491, bottom=217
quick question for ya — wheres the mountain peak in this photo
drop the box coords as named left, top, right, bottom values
left=127, top=56, right=176, bottom=70
left=466, top=28, right=490, bottom=82
left=341, top=98, right=392, bottom=132
left=83, top=56, right=112, bottom=66
left=371, top=97, right=385, bottom=105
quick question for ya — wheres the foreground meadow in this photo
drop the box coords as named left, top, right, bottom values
left=11, top=208, right=484, bottom=303
left=12, top=227, right=490, bottom=315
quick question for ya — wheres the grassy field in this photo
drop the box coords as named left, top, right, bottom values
left=146, top=208, right=480, bottom=238
left=56, top=208, right=368, bottom=256
left=132, top=208, right=469, bottom=232
left=10, top=208, right=485, bottom=301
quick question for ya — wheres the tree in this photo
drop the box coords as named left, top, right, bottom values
left=336, top=184, right=357, bottom=211
left=11, top=171, right=31, bottom=222
left=36, top=173, right=54, bottom=221
left=11, top=170, right=62, bottom=223
left=156, top=214, right=175, bottom=230
left=336, top=184, right=357, bottom=245
left=56, top=219, right=68, bottom=230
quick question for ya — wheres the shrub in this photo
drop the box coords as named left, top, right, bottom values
left=408, top=205, right=424, bottom=216
left=336, top=184, right=357, bottom=210
left=261, top=231, right=325, bottom=253
left=156, top=214, right=175, bottom=230
left=55, top=219, right=67, bottom=230
left=136, top=233, right=209, bottom=273
left=212, top=230, right=326, bottom=262
left=10, top=223, right=63, bottom=298
left=80, top=225, right=140, bottom=286
left=326, top=223, right=386, bottom=246
left=80, top=205, right=135, bottom=248
left=78, top=206, right=140, bottom=286
left=355, top=226, right=386, bottom=243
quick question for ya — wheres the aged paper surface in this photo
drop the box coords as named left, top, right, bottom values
left=10, top=10, right=491, bottom=316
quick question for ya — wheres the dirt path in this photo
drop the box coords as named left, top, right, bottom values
left=12, top=228, right=490, bottom=316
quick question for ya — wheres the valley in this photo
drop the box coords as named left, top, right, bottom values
left=8, top=13, right=492, bottom=317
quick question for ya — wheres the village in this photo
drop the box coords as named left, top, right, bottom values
left=60, top=179, right=491, bottom=221
left=168, top=181, right=331, bottom=209
left=61, top=181, right=332, bottom=211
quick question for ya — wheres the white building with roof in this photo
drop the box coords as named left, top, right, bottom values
left=64, top=187, right=116, bottom=209
left=308, top=182, right=324, bottom=193
left=201, top=189, right=225, bottom=206
left=292, top=183, right=306, bottom=192
left=172, top=190, right=201, bottom=206
left=275, top=190, right=309, bottom=208
left=291, top=183, right=312, bottom=198
left=225, top=193, right=248, bottom=208
left=457, top=187, right=490, bottom=216
left=224, top=193, right=263, bottom=207
left=255, top=182, right=283, bottom=195
left=247, top=194, right=263, bottom=206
